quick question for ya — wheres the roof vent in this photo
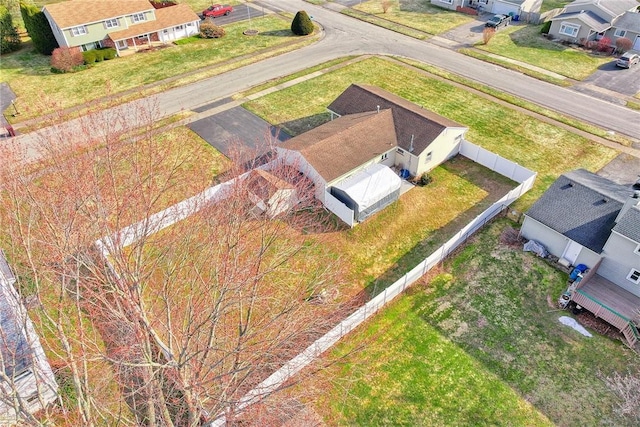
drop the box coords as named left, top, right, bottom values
left=376, top=105, right=380, bottom=113
left=633, top=190, right=640, bottom=199
left=409, top=134, right=415, bottom=153
left=602, top=198, right=608, bottom=203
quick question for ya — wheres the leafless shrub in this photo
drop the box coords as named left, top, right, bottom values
left=482, top=27, right=496, bottom=45
left=381, top=1, right=393, bottom=13
left=603, top=370, right=640, bottom=422
left=615, top=37, right=632, bottom=53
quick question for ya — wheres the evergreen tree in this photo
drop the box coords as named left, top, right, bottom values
left=291, top=10, right=313, bottom=36
left=0, top=5, right=21, bottom=53
left=20, top=2, right=57, bottom=54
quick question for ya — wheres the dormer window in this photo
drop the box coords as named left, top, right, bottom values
left=132, top=13, right=146, bottom=23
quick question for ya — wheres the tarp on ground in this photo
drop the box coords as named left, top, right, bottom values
left=330, top=163, right=401, bottom=222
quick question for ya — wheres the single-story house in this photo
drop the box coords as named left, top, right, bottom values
left=548, top=0, right=640, bottom=47
left=276, top=84, right=468, bottom=226
left=244, top=169, right=298, bottom=218
left=520, top=169, right=640, bottom=348
left=0, top=250, right=58, bottom=424
left=43, top=0, right=201, bottom=55
left=431, top=0, right=541, bottom=18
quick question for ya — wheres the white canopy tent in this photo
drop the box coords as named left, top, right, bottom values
left=330, top=163, right=402, bottom=222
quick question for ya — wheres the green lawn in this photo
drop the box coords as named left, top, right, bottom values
left=314, top=219, right=638, bottom=426
left=2, top=16, right=308, bottom=120
left=476, top=25, right=611, bottom=80
left=244, top=56, right=617, bottom=208
left=540, top=0, right=572, bottom=13
left=347, top=0, right=474, bottom=36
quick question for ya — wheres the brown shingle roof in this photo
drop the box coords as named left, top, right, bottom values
left=44, top=0, right=154, bottom=29
left=328, top=84, right=465, bottom=154
left=108, top=4, right=199, bottom=41
left=280, top=110, right=397, bottom=183
left=246, top=169, right=293, bottom=200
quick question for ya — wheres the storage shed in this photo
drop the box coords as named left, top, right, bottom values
left=330, top=164, right=401, bottom=222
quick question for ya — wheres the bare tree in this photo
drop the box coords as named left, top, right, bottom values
left=0, top=99, right=344, bottom=426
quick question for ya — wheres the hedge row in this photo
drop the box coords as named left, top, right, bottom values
left=20, top=2, right=58, bottom=55
left=82, top=47, right=117, bottom=63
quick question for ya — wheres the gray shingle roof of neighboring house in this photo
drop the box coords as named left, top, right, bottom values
left=327, top=84, right=466, bottom=156
left=525, top=169, right=632, bottom=253
left=612, top=10, right=640, bottom=31
left=566, top=0, right=639, bottom=18
left=551, top=10, right=612, bottom=32
left=613, top=205, right=640, bottom=243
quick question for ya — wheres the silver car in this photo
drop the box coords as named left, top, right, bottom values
left=616, top=51, right=639, bottom=68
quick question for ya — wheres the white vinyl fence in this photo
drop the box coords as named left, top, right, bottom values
left=92, top=140, right=535, bottom=426
left=211, top=143, right=537, bottom=425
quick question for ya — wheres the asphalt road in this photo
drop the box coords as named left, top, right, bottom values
left=5, top=0, right=640, bottom=161
left=157, top=0, right=640, bottom=139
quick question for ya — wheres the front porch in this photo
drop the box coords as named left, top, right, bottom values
left=572, top=273, right=640, bottom=348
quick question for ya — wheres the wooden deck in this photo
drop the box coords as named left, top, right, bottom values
left=572, top=274, right=640, bottom=348
left=576, top=274, right=640, bottom=322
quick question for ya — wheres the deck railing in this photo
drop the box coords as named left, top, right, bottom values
left=572, top=289, right=638, bottom=347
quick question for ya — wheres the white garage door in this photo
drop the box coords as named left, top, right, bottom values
left=492, top=1, right=519, bottom=16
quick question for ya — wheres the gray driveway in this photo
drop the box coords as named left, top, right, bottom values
left=188, top=106, right=290, bottom=157
left=583, top=59, right=640, bottom=96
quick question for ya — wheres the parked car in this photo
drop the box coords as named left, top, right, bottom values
left=616, top=51, right=639, bottom=68
left=202, top=4, right=233, bottom=18
left=485, top=14, right=511, bottom=29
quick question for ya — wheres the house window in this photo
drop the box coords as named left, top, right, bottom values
left=132, top=13, right=146, bottom=23
left=104, top=18, right=119, bottom=28
left=614, top=29, right=626, bottom=38
left=559, top=22, right=580, bottom=38
left=175, top=25, right=184, bottom=30
left=425, top=151, right=432, bottom=162
left=116, top=40, right=128, bottom=49
left=396, top=148, right=405, bottom=155
left=381, top=153, right=388, bottom=161
left=438, top=0, right=453, bottom=3
left=627, top=269, right=640, bottom=285
left=70, top=25, right=87, bottom=36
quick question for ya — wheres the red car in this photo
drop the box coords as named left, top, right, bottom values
left=202, top=4, right=233, bottom=18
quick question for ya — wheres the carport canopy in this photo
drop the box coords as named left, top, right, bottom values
left=332, top=163, right=401, bottom=213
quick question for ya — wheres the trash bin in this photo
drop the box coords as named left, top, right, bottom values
left=514, top=14, right=520, bottom=21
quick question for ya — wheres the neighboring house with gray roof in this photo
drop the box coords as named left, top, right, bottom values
left=520, top=170, right=640, bottom=347
left=431, top=0, right=541, bottom=20
left=43, top=0, right=200, bottom=55
left=276, top=85, right=469, bottom=226
left=0, top=251, right=58, bottom=424
left=548, top=0, right=640, bottom=47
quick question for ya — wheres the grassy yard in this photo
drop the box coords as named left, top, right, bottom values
left=2, top=16, right=307, bottom=120
left=244, top=56, right=617, bottom=208
left=313, top=219, right=638, bottom=426
left=476, top=25, right=611, bottom=80
left=347, top=0, right=473, bottom=36
left=540, top=0, right=572, bottom=13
